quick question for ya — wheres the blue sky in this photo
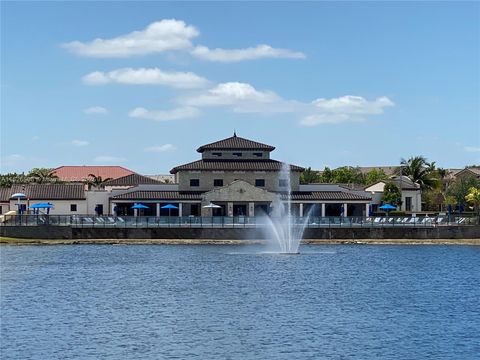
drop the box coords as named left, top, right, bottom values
left=1, top=1, right=479, bottom=175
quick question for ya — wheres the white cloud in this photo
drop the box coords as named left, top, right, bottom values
left=300, top=95, right=395, bottom=126
left=71, top=140, right=89, bottom=147
left=62, top=19, right=198, bottom=57
left=300, top=114, right=356, bottom=126
left=464, top=146, right=480, bottom=152
left=82, top=68, right=208, bottom=89
left=181, top=82, right=280, bottom=108
left=191, top=44, right=305, bottom=62
left=129, top=106, right=200, bottom=121
left=144, top=144, right=177, bottom=152
left=83, top=106, right=108, bottom=114
left=94, top=155, right=127, bottom=163
left=312, top=95, right=394, bottom=114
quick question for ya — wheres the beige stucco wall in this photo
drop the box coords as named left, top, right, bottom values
left=177, top=170, right=300, bottom=192
left=202, top=150, right=270, bottom=160
left=8, top=200, right=87, bottom=215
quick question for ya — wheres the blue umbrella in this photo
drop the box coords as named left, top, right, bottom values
left=161, top=204, right=178, bottom=218
left=131, top=203, right=149, bottom=209
left=379, top=203, right=396, bottom=215
left=161, top=204, right=178, bottom=210
left=30, top=202, right=54, bottom=215
left=29, top=202, right=54, bottom=209
left=379, top=204, right=396, bottom=210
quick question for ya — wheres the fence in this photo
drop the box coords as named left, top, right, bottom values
left=0, top=214, right=475, bottom=228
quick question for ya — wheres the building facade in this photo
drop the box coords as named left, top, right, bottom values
left=110, top=134, right=373, bottom=217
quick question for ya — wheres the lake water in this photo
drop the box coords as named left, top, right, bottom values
left=1, top=244, right=479, bottom=359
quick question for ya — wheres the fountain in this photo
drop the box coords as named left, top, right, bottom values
left=261, top=163, right=311, bottom=254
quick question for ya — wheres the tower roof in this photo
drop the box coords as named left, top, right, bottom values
left=196, top=135, right=275, bottom=153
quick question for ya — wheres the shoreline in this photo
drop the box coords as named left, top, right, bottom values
left=1, top=237, right=479, bottom=246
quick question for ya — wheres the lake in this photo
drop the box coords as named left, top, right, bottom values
left=1, top=244, right=479, bottom=359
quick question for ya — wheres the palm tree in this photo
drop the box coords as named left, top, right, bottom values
left=27, top=168, right=59, bottom=184
left=399, top=156, right=438, bottom=191
left=84, top=174, right=112, bottom=189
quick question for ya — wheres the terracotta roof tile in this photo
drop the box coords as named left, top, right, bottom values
left=282, top=191, right=371, bottom=201
left=53, top=166, right=135, bottom=182
left=104, top=173, right=164, bottom=186
left=197, top=135, right=275, bottom=153
left=112, top=191, right=203, bottom=200
left=171, top=159, right=304, bottom=174
left=0, top=184, right=85, bottom=201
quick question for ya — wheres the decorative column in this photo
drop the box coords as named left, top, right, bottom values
left=227, top=202, right=234, bottom=217
left=321, top=203, right=326, bottom=217
left=299, top=203, right=304, bottom=217
left=248, top=202, right=255, bottom=217
left=343, top=203, right=348, bottom=217
left=178, top=203, right=183, bottom=217
left=156, top=203, right=160, bottom=217
left=134, top=209, right=138, bottom=217
left=111, top=202, right=116, bottom=215
left=365, top=204, right=370, bottom=217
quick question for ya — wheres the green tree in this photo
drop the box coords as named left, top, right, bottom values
left=0, top=173, right=30, bottom=187
left=446, top=177, right=480, bottom=206
left=27, top=168, right=59, bottom=184
left=84, top=174, right=113, bottom=189
left=382, top=182, right=402, bottom=206
left=320, top=167, right=333, bottom=183
left=465, top=187, right=480, bottom=219
left=300, top=167, right=321, bottom=184
left=399, top=156, right=438, bottom=191
left=364, top=168, right=388, bottom=186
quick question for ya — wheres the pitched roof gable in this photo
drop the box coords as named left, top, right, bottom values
left=196, top=135, right=275, bottom=153
left=104, top=173, right=164, bottom=186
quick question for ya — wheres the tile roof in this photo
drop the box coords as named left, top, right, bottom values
left=197, top=135, right=275, bottom=153
left=112, top=191, right=203, bottom=200
left=170, top=159, right=304, bottom=174
left=0, top=184, right=85, bottom=201
left=282, top=191, right=372, bottom=201
left=104, top=173, right=164, bottom=186
left=52, top=166, right=135, bottom=182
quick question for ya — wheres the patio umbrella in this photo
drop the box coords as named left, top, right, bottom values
left=131, top=203, right=149, bottom=216
left=161, top=204, right=178, bottom=218
left=29, top=202, right=54, bottom=215
left=379, top=203, right=396, bottom=215
left=11, top=193, right=27, bottom=214
left=131, top=203, right=149, bottom=209
left=203, top=203, right=222, bottom=216
left=203, top=203, right=221, bottom=209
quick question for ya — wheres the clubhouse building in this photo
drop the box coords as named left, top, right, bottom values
left=2, top=134, right=387, bottom=217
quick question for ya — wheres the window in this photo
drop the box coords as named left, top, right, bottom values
left=405, top=197, right=412, bottom=211
left=212, top=152, right=222, bottom=157
left=190, top=179, right=200, bottom=187
left=233, top=152, right=242, bottom=157
left=255, top=179, right=265, bottom=187
left=279, top=179, right=288, bottom=187
left=70, top=204, right=77, bottom=212
left=253, top=152, right=263, bottom=157
left=214, top=179, right=223, bottom=187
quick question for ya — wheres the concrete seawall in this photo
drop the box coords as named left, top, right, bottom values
left=1, top=225, right=479, bottom=241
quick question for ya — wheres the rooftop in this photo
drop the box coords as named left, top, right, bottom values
left=170, top=159, right=304, bottom=174
left=53, top=166, right=136, bottom=182
left=196, top=134, right=275, bottom=153
left=0, top=184, right=86, bottom=201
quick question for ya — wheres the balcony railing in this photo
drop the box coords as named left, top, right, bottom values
left=0, top=214, right=476, bottom=228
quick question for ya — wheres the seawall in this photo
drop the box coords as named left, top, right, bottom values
left=1, top=225, right=479, bottom=242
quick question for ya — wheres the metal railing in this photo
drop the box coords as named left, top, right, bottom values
left=0, top=214, right=476, bottom=228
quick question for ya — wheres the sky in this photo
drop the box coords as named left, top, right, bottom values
left=1, top=1, right=479, bottom=175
